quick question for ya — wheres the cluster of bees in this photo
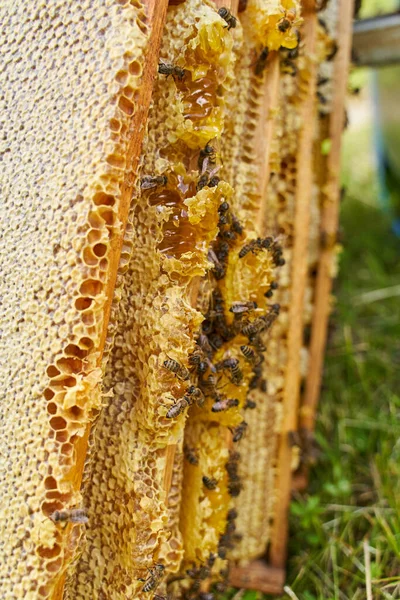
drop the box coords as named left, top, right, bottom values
left=136, top=5, right=297, bottom=598
left=255, top=8, right=301, bottom=76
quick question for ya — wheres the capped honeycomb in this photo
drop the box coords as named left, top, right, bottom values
left=0, top=0, right=153, bottom=598
left=1, top=0, right=350, bottom=598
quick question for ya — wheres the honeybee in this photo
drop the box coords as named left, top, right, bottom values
left=196, top=168, right=221, bottom=191
left=216, top=358, right=243, bottom=384
left=327, top=41, right=338, bottom=62
left=277, top=8, right=299, bottom=33
left=218, top=7, right=237, bottom=30
left=248, top=334, right=266, bottom=352
left=197, top=173, right=210, bottom=191
left=230, top=421, right=248, bottom=442
left=241, top=317, right=266, bottom=337
left=209, top=333, right=223, bottom=350
left=163, top=358, right=190, bottom=381
left=218, top=201, right=229, bottom=214
left=265, top=279, right=279, bottom=298
left=243, top=304, right=279, bottom=337
left=216, top=240, right=230, bottom=262
left=208, top=176, right=220, bottom=188
left=229, top=301, right=257, bottom=315
left=260, top=379, right=267, bottom=392
left=245, top=399, right=257, bottom=409
left=207, top=553, right=216, bottom=567
left=140, top=175, right=168, bottom=190
left=188, top=349, right=209, bottom=376
left=188, top=349, right=204, bottom=367
left=197, top=565, right=211, bottom=580
left=264, top=303, right=280, bottom=328
left=238, top=236, right=272, bottom=258
left=218, top=533, right=234, bottom=558
left=197, top=333, right=213, bottom=355
left=225, top=451, right=240, bottom=478
left=218, top=201, right=230, bottom=226
left=186, top=384, right=205, bottom=407
left=211, top=398, right=239, bottom=412
left=202, top=476, right=218, bottom=490
left=255, top=47, right=270, bottom=75
left=318, top=75, right=330, bottom=87
left=227, top=508, right=238, bottom=521
left=227, top=521, right=237, bottom=535
left=50, top=508, right=88, bottom=524
left=208, top=248, right=225, bottom=280
left=199, top=373, right=218, bottom=398
left=166, top=395, right=191, bottom=419
left=249, top=372, right=261, bottom=390
left=228, top=480, right=243, bottom=497
left=240, top=345, right=261, bottom=365
left=231, top=215, right=243, bottom=234
left=278, top=18, right=291, bottom=32
left=158, top=62, right=185, bottom=81
left=184, top=445, right=199, bottom=465
left=186, top=565, right=199, bottom=579
left=238, top=239, right=258, bottom=258
left=222, top=230, right=237, bottom=244
left=141, top=564, right=165, bottom=593
left=198, top=142, right=217, bottom=172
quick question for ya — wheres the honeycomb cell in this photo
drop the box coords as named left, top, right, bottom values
left=46, top=366, right=61, bottom=379
left=74, top=297, right=93, bottom=311
left=44, top=476, right=58, bottom=490
left=79, top=279, right=103, bottom=297
left=49, top=417, right=67, bottom=432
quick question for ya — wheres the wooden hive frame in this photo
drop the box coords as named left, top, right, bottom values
left=85, top=0, right=355, bottom=595
left=1, top=0, right=353, bottom=596
left=293, top=0, right=355, bottom=493
left=230, top=0, right=355, bottom=593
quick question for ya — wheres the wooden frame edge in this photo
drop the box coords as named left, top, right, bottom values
left=230, top=560, right=285, bottom=595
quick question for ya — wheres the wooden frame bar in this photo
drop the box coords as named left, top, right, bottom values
left=269, top=1, right=318, bottom=569
left=230, top=561, right=285, bottom=595
left=301, top=0, right=355, bottom=439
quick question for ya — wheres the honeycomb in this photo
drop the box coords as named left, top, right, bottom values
left=1, top=0, right=348, bottom=598
left=0, top=1, right=152, bottom=597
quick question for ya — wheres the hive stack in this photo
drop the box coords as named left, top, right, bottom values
left=0, top=0, right=353, bottom=598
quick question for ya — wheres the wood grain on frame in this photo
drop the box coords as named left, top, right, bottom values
left=269, top=1, right=319, bottom=568
left=301, top=0, right=355, bottom=434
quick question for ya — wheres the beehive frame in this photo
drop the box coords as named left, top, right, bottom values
left=0, top=0, right=354, bottom=597
left=232, top=0, right=355, bottom=591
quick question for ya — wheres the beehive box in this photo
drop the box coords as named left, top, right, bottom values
left=0, top=0, right=353, bottom=598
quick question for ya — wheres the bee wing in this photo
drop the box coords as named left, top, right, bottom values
left=140, top=180, right=156, bottom=190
